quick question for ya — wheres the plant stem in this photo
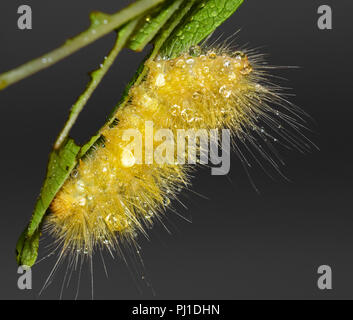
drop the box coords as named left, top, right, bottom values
left=54, top=19, right=139, bottom=150
left=0, top=0, right=164, bottom=90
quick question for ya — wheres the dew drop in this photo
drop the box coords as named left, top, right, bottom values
left=240, top=64, right=253, bottom=75
left=192, top=91, right=201, bottom=99
left=189, top=45, right=201, bottom=56
left=163, top=198, right=171, bottom=206
left=228, top=72, right=236, bottom=80
left=121, top=149, right=136, bottom=167
left=78, top=198, right=86, bottom=206
left=219, top=85, right=232, bottom=98
left=175, top=59, right=185, bottom=68
left=234, top=51, right=245, bottom=60
left=71, top=169, right=79, bottom=178
left=207, top=51, right=217, bottom=59
left=76, top=180, right=85, bottom=192
left=155, top=73, right=166, bottom=87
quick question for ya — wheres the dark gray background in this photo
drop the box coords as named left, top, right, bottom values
left=0, top=0, right=352, bottom=299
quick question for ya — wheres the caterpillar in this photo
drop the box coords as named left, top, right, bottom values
left=46, top=45, right=312, bottom=283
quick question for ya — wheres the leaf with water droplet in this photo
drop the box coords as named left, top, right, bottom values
left=16, top=138, right=80, bottom=266
left=160, top=0, right=244, bottom=58
left=128, top=0, right=185, bottom=52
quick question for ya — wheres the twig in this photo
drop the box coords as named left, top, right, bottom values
left=0, top=0, right=164, bottom=90
left=54, top=19, right=139, bottom=149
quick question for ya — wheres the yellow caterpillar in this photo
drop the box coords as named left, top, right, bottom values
left=47, top=46, right=311, bottom=262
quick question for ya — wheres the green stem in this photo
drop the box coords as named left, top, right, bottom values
left=0, top=0, right=164, bottom=90
left=54, top=19, right=139, bottom=150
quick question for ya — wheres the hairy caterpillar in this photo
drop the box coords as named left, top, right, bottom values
left=46, top=45, right=312, bottom=283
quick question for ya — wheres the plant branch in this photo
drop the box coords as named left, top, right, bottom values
left=54, top=19, right=139, bottom=150
left=0, top=0, right=164, bottom=90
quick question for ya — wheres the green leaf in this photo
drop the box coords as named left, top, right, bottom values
left=160, top=0, right=244, bottom=58
left=16, top=228, right=40, bottom=267
left=127, top=0, right=184, bottom=52
left=16, top=138, right=80, bottom=266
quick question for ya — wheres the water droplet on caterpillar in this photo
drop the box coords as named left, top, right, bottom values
left=171, top=104, right=180, bottom=116
left=175, top=59, right=185, bottom=68
left=120, top=149, right=136, bottom=167
left=207, top=51, right=217, bottom=59
left=240, top=64, right=253, bottom=75
left=71, top=169, right=79, bottom=178
left=145, top=210, right=154, bottom=219
left=192, top=91, right=201, bottom=100
left=228, top=72, right=237, bottom=80
left=155, top=73, right=166, bottom=87
left=78, top=198, right=86, bottom=206
left=199, top=54, right=207, bottom=61
left=219, top=85, right=232, bottom=98
left=224, top=60, right=231, bottom=67
left=189, top=45, right=201, bottom=56
left=76, top=180, right=85, bottom=192
left=234, top=51, right=246, bottom=60
left=163, top=198, right=171, bottom=206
